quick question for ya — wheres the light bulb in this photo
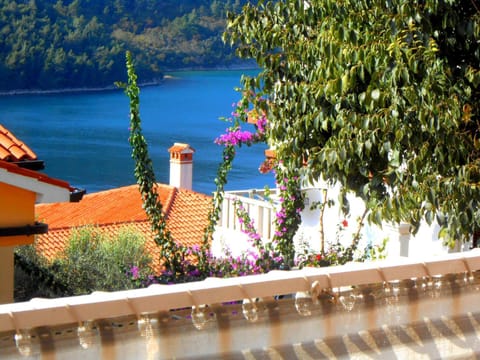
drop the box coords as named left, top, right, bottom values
left=77, top=321, right=98, bottom=349
left=389, top=280, right=401, bottom=297
left=339, top=293, right=356, bottom=312
left=295, top=291, right=314, bottom=316
left=430, top=274, right=443, bottom=298
left=191, top=305, right=212, bottom=330
left=242, top=299, right=259, bottom=322
left=15, top=330, right=33, bottom=357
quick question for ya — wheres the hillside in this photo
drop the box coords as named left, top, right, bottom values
left=0, top=0, right=252, bottom=92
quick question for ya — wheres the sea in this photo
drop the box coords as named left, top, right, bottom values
left=0, top=70, right=275, bottom=195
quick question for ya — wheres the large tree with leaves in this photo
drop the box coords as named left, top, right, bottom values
left=224, top=0, right=480, bottom=246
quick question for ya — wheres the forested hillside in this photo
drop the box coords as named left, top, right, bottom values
left=0, top=0, right=252, bottom=92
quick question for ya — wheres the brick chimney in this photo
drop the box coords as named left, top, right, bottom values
left=168, top=143, right=195, bottom=190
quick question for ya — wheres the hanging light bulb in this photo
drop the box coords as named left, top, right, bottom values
left=389, top=280, right=401, bottom=297
left=295, top=291, right=314, bottom=316
left=339, top=292, right=356, bottom=312
left=242, top=298, right=259, bottom=322
left=191, top=305, right=213, bottom=330
left=77, top=320, right=98, bottom=349
left=14, top=330, right=34, bottom=357
left=430, top=274, right=443, bottom=298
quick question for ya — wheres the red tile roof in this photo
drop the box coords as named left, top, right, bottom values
left=0, top=125, right=37, bottom=162
left=35, top=184, right=212, bottom=272
left=168, top=143, right=195, bottom=154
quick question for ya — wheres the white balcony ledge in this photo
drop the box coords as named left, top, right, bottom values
left=1, top=251, right=480, bottom=358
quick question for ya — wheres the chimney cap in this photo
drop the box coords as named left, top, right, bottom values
left=168, top=142, right=195, bottom=154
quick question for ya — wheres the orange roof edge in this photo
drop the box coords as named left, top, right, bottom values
left=0, top=125, right=38, bottom=162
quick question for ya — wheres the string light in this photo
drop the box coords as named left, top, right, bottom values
left=77, top=320, right=98, bottom=349
left=187, top=289, right=215, bottom=330
left=237, top=284, right=263, bottom=322
left=429, top=274, right=443, bottom=298
left=241, top=298, right=259, bottom=322
left=14, top=330, right=34, bottom=357
left=338, top=287, right=356, bottom=312
left=295, top=291, right=314, bottom=316
left=191, top=305, right=215, bottom=330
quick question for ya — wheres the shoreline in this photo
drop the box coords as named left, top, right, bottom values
left=0, top=80, right=162, bottom=97
left=0, top=64, right=258, bottom=97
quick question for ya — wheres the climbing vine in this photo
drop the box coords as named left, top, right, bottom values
left=209, top=93, right=305, bottom=267
left=122, top=51, right=184, bottom=276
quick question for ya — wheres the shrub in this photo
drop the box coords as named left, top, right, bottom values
left=15, top=225, right=154, bottom=299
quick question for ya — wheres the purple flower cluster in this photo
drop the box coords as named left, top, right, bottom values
left=215, top=128, right=255, bottom=146
left=256, top=115, right=267, bottom=135
left=271, top=169, right=305, bottom=262
left=129, top=265, right=139, bottom=279
left=234, top=200, right=263, bottom=246
left=233, top=199, right=284, bottom=273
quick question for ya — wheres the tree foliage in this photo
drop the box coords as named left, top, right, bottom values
left=0, top=0, right=253, bottom=92
left=14, top=226, right=153, bottom=299
left=224, top=0, right=480, bottom=245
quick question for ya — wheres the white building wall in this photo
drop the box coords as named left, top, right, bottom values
left=213, top=179, right=473, bottom=261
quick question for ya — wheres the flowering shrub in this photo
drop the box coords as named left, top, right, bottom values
left=233, top=199, right=283, bottom=272
left=121, top=57, right=381, bottom=288
left=215, top=128, right=256, bottom=146
left=296, top=218, right=388, bottom=268
left=211, top=97, right=305, bottom=268
left=272, top=167, right=304, bottom=265
left=126, top=265, right=157, bottom=288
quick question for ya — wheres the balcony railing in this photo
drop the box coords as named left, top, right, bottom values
left=2, top=251, right=480, bottom=359
left=218, top=188, right=279, bottom=240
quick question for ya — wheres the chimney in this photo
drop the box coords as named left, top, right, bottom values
left=168, top=143, right=195, bottom=190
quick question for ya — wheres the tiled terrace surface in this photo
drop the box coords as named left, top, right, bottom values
left=35, top=184, right=212, bottom=271
left=0, top=125, right=37, bottom=162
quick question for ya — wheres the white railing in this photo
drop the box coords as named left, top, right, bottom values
left=1, top=251, right=480, bottom=332
left=219, top=189, right=278, bottom=240
left=2, top=251, right=480, bottom=359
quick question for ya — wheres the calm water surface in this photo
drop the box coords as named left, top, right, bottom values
left=0, top=70, right=274, bottom=194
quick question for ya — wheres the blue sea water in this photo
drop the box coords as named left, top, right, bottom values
left=0, top=70, right=274, bottom=195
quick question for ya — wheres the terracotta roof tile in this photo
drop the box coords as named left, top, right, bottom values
left=167, top=189, right=213, bottom=249
left=0, top=125, right=37, bottom=162
left=35, top=184, right=212, bottom=273
left=168, top=143, right=195, bottom=154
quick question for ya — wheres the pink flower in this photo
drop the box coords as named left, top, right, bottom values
left=215, top=129, right=255, bottom=146
left=130, top=266, right=139, bottom=279
left=342, top=219, right=348, bottom=227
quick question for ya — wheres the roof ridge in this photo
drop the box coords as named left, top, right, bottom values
left=162, top=186, right=177, bottom=217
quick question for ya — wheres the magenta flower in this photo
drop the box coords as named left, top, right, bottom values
left=130, top=266, right=139, bottom=279
left=215, top=129, right=255, bottom=146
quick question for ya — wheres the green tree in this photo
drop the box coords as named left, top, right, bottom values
left=224, top=0, right=480, bottom=247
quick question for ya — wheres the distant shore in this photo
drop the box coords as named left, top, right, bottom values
left=0, top=64, right=258, bottom=97
left=0, top=80, right=162, bottom=96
